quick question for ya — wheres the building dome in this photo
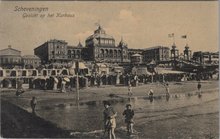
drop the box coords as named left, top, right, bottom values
left=87, top=26, right=114, bottom=40
left=85, top=25, right=115, bottom=47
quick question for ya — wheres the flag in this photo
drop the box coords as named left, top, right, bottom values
left=181, top=35, right=187, bottom=39
left=168, top=33, right=174, bottom=38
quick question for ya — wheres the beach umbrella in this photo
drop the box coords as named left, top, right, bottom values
left=64, top=77, right=70, bottom=82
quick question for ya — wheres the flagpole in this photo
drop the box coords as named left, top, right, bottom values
left=173, top=33, right=175, bottom=45
left=186, top=35, right=188, bottom=45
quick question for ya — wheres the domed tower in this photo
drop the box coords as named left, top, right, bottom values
left=84, top=25, right=117, bottom=62
left=118, top=37, right=129, bottom=63
left=170, top=44, right=179, bottom=69
left=183, top=44, right=191, bottom=61
left=85, top=25, right=115, bottom=47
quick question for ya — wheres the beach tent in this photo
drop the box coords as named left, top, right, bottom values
left=0, top=67, right=6, bottom=77
left=156, top=68, right=185, bottom=75
left=132, top=67, right=151, bottom=75
left=59, top=68, right=69, bottom=76
left=21, top=68, right=29, bottom=77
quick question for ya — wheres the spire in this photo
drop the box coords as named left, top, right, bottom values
left=119, top=36, right=127, bottom=48
left=77, top=41, right=83, bottom=47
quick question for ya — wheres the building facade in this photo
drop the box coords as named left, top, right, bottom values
left=67, top=42, right=84, bottom=61
left=0, top=45, right=22, bottom=68
left=34, top=39, right=68, bottom=64
left=192, top=51, right=219, bottom=65
left=142, top=46, right=170, bottom=64
left=22, top=55, right=41, bottom=68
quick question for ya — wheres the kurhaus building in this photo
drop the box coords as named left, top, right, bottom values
left=84, top=25, right=130, bottom=63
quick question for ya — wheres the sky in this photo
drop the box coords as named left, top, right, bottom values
left=0, top=1, right=218, bottom=55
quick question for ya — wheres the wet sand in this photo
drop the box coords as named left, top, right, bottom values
left=1, top=99, right=71, bottom=138
left=1, top=80, right=219, bottom=138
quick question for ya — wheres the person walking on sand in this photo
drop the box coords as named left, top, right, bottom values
left=123, top=104, right=135, bottom=135
left=30, top=97, right=37, bottom=114
left=103, top=101, right=117, bottom=139
left=197, top=81, right=202, bottom=96
left=148, top=89, right=154, bottom=102
left=165, top=83, right=170, bottom=97
left=128, top=82, right=133, bottom=96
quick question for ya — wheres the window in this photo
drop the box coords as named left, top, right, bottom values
left=22, top=71, right=27, bottom=76
left=32, top=70, right=37, bottom=76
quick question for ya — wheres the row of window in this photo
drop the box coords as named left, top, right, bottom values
left=23, top=60, right=40, bottom=65
left=68, top=55, right=81, bottom=59
left=51, top=51, right=66, bottom=55
left=68, top=50, right=81, bottom=54
left=0, top=58, right=21, bottom=63
left=99, top=39, right=115, bottom=45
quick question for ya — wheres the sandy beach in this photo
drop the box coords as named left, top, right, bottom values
left=1, top=80, right=219, bottom=138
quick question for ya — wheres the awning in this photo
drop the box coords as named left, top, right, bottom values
left=70, top=62, right=87, bottom=69
left=132, top=67, right=151, bottom=75
left=96, top=63, right=108, bottom=68
left=156, top=68, right=185, bottom=74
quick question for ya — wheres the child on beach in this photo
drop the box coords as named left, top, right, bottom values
left=165, top=83, right=170, bottom=97
left=123, top=104, right=134, bottom=135
left=30, top=97, right=37, bottom=114
left=103, top=101, right=117, bottom=139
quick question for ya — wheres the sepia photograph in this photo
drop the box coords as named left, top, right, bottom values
left=0, top=1, right=219, bottom=139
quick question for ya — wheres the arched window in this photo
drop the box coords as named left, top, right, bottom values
left=101, top=49, right=104, bottom=58
left=72, top=50, right=75, bottom=58
left=114, top=50, right=117, bottom=58
left=109, top=49, right=113, bottom=58
left=105, top=49, right=109, bottom=58
left=118, top=50, right=121, bottom=57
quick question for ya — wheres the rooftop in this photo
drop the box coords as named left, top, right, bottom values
left=86, top=26, right=114, bottom=41
left=143, top=46, right=170, bottom=51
